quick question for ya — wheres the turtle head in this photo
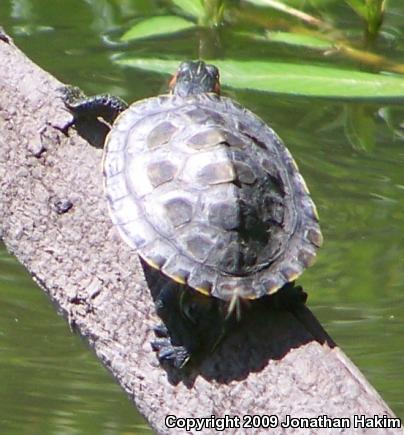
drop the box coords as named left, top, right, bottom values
left=169, top=60, right=220, bottom=96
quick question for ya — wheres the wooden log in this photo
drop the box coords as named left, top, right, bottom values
left=0, top=32, right=401, bottom=434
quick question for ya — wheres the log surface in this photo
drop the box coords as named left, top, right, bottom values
left=0, top=34, right=400, bottom=435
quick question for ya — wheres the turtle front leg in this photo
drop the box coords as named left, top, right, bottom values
left=60, top=86, right=128, bottom=148
left=62, top=86, right=128, bottom=125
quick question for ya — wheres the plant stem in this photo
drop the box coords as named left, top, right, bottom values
left=249, top=0, right=330, bottom=29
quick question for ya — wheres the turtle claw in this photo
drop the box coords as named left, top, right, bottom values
left=153, top=323, right=169, bottom=338
left=151, top=338, right=190, bottom=369
left=152, top=324, right=192, bottom=368
left=151, top=337, right=171, bottom=351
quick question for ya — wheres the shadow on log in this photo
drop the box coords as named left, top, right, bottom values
left=0, top=31, right=400, bottom=434
left=144, top=260, right=335, bottom=387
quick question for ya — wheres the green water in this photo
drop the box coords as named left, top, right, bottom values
left=1, top=0, right=404, bottom=433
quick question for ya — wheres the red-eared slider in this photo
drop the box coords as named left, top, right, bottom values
left=63, top=60, right=322, bottom=367
left=102, top=61, right=322, bottom=305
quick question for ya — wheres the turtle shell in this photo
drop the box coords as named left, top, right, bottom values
left=103, top=93, right=322, bottom=301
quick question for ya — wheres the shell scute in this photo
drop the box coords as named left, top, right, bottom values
left=108, top=195, right=141, bottom=226
left=147, top=121, right=177, bottom=149
left=187, top=265, right=217, bottom=294
left=187, top=127, right=227, bottom=149
left=163, top=197, right=193, bottom=228
left=208, top=200, right=240, bottom=231
left=119, top=219, right=156, bottom=250
left=234, top=161, right=257, bottom=185
left=105, top=174, right=128, bottom=202
left=147, top=159, right=178, bottom=188
left=306, top=227, right=323, bottom=248
left=141, top=239, right=175, bottom=269
left=180, top=147, right=235, bottom=186
left=198, top=161, right=236, bottom=185
left=184, top=234, right=214, bottom=262
left=162, top=254, right=195, bottom=284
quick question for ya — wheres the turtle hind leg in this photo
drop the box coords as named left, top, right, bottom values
left=151, top=336, right=191, bottom=369
left=152, top=284, right=202, bottom=367
left=60, top=85, right=128, bottom=148
left=271, top=282, right=307, bottom=310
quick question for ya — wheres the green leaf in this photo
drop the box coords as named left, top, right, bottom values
left=121, top=16, right=195, bottom=42
left=171, top=0, right=205, bottom=20
left=243, top=0, right=274, bottom=6
left=115, top=57, right=404, bottom=101
left=234, top=30, right=332, bottom=50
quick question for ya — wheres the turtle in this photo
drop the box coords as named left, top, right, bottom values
left=63, top=60, right=322, bottom=367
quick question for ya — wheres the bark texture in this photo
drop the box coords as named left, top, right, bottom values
left=0, top=34, right=400, bottom=435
